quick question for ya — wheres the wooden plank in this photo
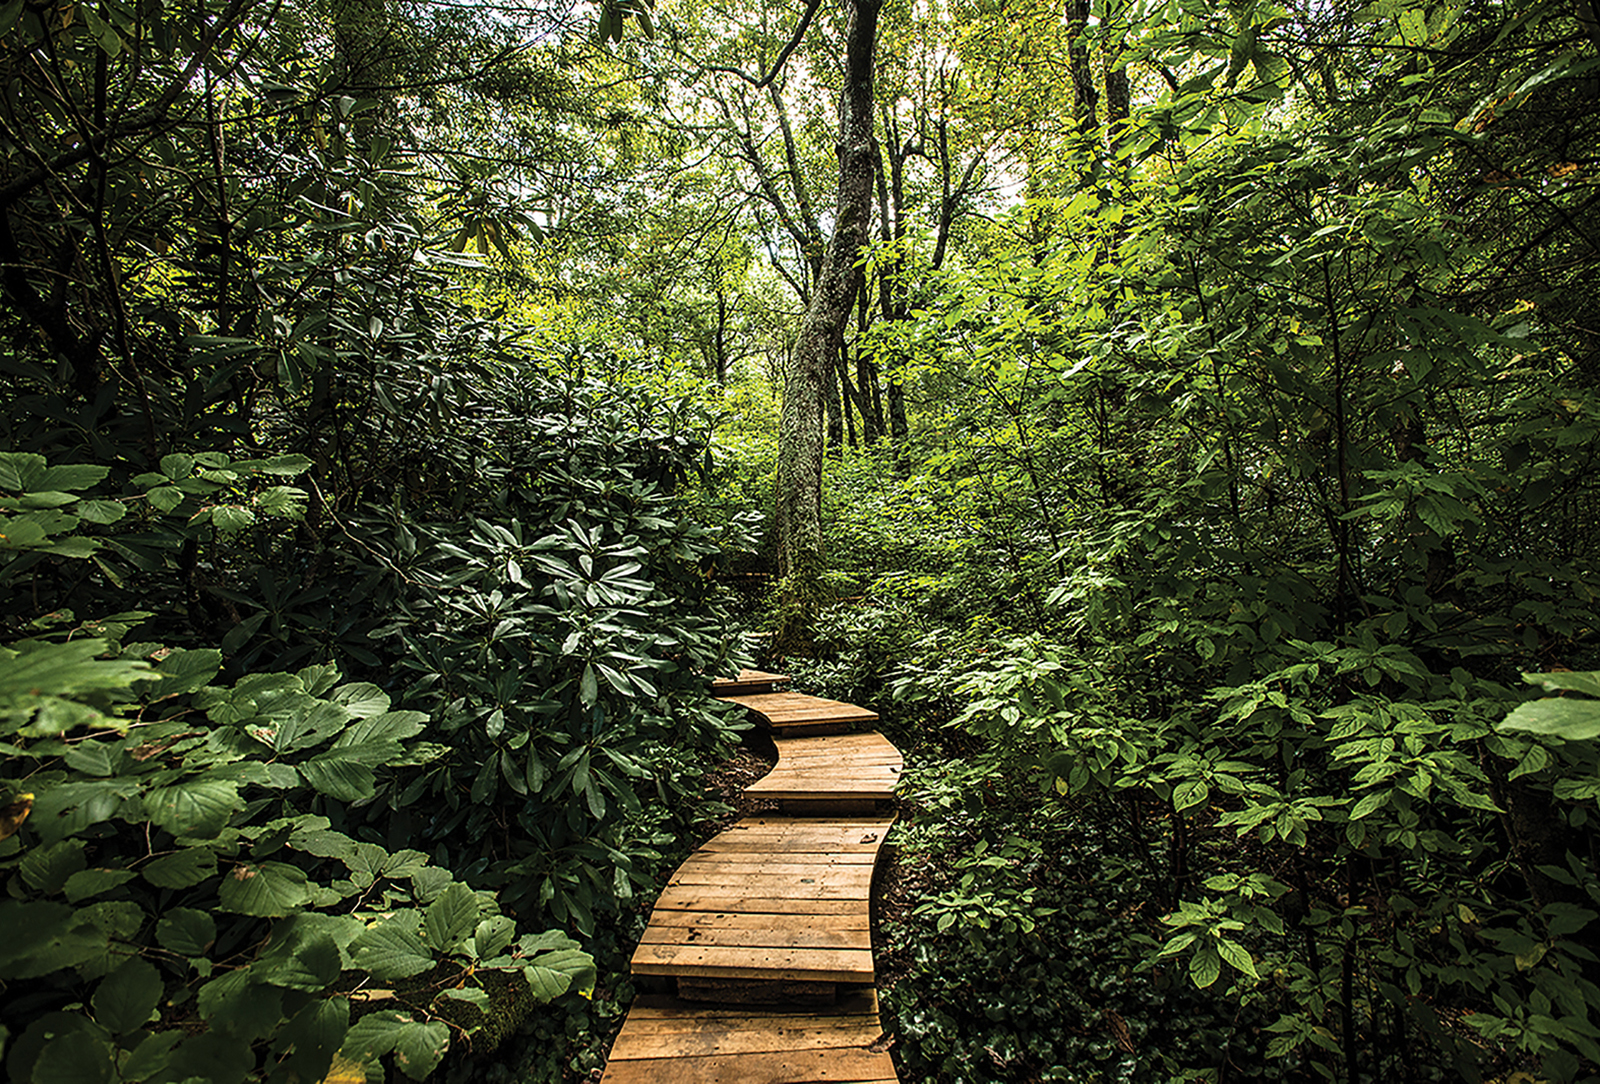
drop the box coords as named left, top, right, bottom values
left=638, top=924, right=872, bottom=951
left=686, top=849, right=879, bottom=865
left=721, top=693, right=880, bottom=726
left=626, top=991, right=879, bottom=1017
left=632, top=943, right=875, bottom=982
left=671, top=859, right=878, bottom=877
left=644, top=910, right=874, bottom=932
left=722, top=816, right=895, bottom=832
left=609, top=1022, right=881, bottom=1057
left=650, top=890, right=871, bottom=914
left=668, top=867, right=876, bottom=888
left=601, top=1048, right=895, bottom=1084
left=710, top=669, right=794, bottom=696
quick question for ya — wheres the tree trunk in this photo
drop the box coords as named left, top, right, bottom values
left=772, top=0, right=881, bottom=648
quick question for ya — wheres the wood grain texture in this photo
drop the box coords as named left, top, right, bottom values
left=601, top=677, right=900, bottom=1081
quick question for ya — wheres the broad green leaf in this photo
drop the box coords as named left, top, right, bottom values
left=299, top=755, right=377, bottom=802
left=63, top=868, right=136, bottom=902
left=1350, top=790, right=1388, bottom=820
left=336, top=710, right=428, bottom=746
left=155, top=908, right=216, bottom=956
left=37, top=463, right=111, bottom=491
left=0, top=900, right=109, bottom=978
left=332, top=682, right=390, bottom=717
left=141, top=847, right=218, bottom=888
left=522, top=948, right=595, bottom=1000
left=271, top=997, right=349, bottom=1083
left=1500, top=698, right=1600, bottom=741
left=166, top=1029, right=256, bottom=1084
left=92, top=957, right=163, bottom=1034
left=198, top=968, right=284, bottom=1040
left=159, top=454, right=194, bottom=480
left=63, top=740, right=119, bottom=776
left=339, top=1009, right=449, bottom=1078
left=441, top=986, right=490, bottom=1010
left=350, top=919, right=435, bottom=980
left=1189, top=947, right=1222, bottom=989
left=1523, top=671, right=1600, bottom=698
left=472, top=915, right=517, bottom=961
left=22, top=839, right=87, bottom=893
left=423, top=882, right=480, bottom=950
left=32, top=1027, right=115, bottom=1084
left=217, top=861, right=310, bottom=917
left=1216, top=937, right=1260, bottom=979
left=120, top=1031, right=182, bottom=1082
left=145, top=780, right=243, bottom=838
left=143, top=649, right=223, bottom=697
left=255, top=931, right=341, bottom=991
left=390, top=1019, right=449, bottom=1080
left=74, top=499, right=126, bottom=525
left=1173, top=780, right=1209, bottom=812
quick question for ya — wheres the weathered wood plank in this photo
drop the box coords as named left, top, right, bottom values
left=602, top=1049, right=896, bottom=1084
left=631, top=943, right=875, bottom=982
left=643, top=910, right=875, bottom=932
left=637, top=924, right=872, bottom=951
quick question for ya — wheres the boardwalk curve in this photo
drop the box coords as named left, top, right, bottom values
left=598, top=670, right=901, bottom=1084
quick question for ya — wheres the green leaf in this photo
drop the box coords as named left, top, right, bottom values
left=521, top=948, right=595, bottom=1000
left=350, top=919, right=436, bottom=980
left=37, top=463, right=111, bottom=491
left=441, top=986, right=490, bottom=1010
left=255, top=931, right=341, bottom=991
left=63, top=868, right=136, bottom=902
left=141, top=847, right=218, bottom=889
left=1350, top=790, right=1388, bottom=820
left=579, top=663, right=598, bottom=707
left=217, top=861, right=310, bottom=917
left=332, top=682, right=390, bottom=717
left=271, top=997, right=349, bottom=1084
left=1189, top=947, right=1222, bottom=989
left=1500, top=698, right=1600, bottom=741
left=390, top=1019, right=449, bottom=1081
left=423, top=883, right=480, bottom=951
left=0, top=452, right=46, bottom=490
left=92, top=957, right=162, bottom=1034
left=1216, top=937, right=1260, bottom=979
left=299, top=754, right=377, bottom=802
left=146, top=487, right=184, bottom=513
left=73, top=499, right=126, bottom=526
left=159, top=454, right=194, bottom=481
left=63, top=741, right=119, bottom=776
left=144, top=780, right=243, bottom=838
left=0, top=900, right=109, bottom=978
left=120, top=1031, right=181, bottom=1082
left=210, top=505, right=256, bottom=533
left=22, top=840, right=87, bottom=893
left=144, top=649, right=223, bottom=697
left=338, top=1010, right=449, bottom=1079
left=472, top=915, right=517, bottom=961
left=1523, top=671, right=1600, bottom=698
left=166, top=1029, right=255, bottom=1084
left=155, top=908, right=216, bottom=956
left=198, top=968, right=283, bottom=1040
left=32, top=1027, right=115, bottom=1084
left=1173, top=779, right=1210, bottom=812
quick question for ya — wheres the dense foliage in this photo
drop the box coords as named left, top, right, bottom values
left=4, top=0, right=1600, bottom=1079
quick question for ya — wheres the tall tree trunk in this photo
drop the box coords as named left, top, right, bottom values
left=838, top=343, right=859, bottom=448
left=825, top=336, right=845, bottom=456
left=772, top=0, right=882, bottom=648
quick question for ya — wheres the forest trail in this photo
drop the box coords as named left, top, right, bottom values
left=598, top=671, right=902, bottom=1083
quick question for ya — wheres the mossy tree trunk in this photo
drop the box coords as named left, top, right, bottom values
left=772, top=0, right=882, bottom=650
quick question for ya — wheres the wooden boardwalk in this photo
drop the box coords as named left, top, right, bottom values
left=600, top=670, right=902, bottom=1084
